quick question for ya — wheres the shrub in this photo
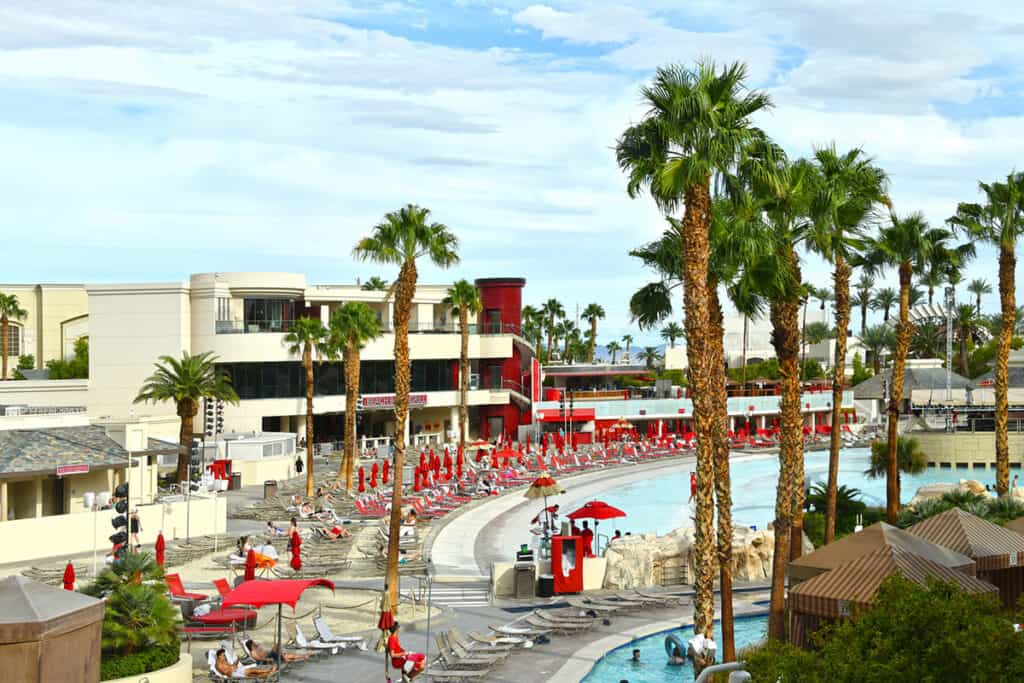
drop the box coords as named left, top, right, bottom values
left=100, top=643, right=180, bottom=681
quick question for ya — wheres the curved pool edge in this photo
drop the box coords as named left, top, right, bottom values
left=566, top=608, right=770, bottom=683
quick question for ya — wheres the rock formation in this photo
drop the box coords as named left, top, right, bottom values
left=908, top=479, right=988, bottom=506
left=602, top=524, right=813, bottom=589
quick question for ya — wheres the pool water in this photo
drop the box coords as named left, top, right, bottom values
left=582, top=615, right=768, bottom=682
left=591, top=448, right=990, bottom=536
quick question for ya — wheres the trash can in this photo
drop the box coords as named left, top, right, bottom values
left=263, top=480, right=278, bottom=499
left=537, top=574, right=554, bottom=598
left=231, top=472, right=242, bottom=491
left=514, top=562, right=536, bottom=599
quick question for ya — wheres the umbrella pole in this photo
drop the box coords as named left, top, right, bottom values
left=276, top=604, right=283, bottom=677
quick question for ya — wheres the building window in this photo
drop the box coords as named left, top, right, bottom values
left=216, top=298, right=232, bottom=322
left=243, top=298, right=296, bottom=333
left=4, top=325, right=20, bottom=357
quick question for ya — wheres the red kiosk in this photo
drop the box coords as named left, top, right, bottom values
left=550, top=535, right=583, bottom=594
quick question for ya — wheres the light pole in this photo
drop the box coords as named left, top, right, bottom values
left=945, top=286, right=955, bottom=403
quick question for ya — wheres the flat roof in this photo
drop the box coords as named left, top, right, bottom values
left=543, top=364, right=650, bottom=377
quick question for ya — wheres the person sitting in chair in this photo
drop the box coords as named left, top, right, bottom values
left=245, top=639, right=310, bottom=664
left=214, top=648, right=276, bottom=679
left=387, top=623, right=426, bottom=680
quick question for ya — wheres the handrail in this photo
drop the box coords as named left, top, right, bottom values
left=694, top=661, right=749, bottom=683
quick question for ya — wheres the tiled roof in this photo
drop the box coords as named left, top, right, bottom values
left=0, top=425, right=128, bottom=478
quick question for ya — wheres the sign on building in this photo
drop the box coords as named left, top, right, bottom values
left=357, top=393, right=429, bottom=410
left=56, top=464, right=90, bottom=477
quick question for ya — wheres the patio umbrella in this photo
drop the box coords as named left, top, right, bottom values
left=370, top=462, right=379, bottom=489
left=490, top=450, right=499, bottom=469
left=455, top=454, right=463, bottom=480
left=62, top=562, right=75, bottom=591
left=154, top=532, right=166, bottom=567
left=223, top=578, right=334, bottom=672
left=526, top=433, right=531, bottom=452
left=524, top=473, right=562, bottom=538
left=382, top=459, right=390, bottom=485
left=443, top=449, right=453, bottom=477
left=244, top=548, right=257, bottom=582
left=568, top=500, right=627, bottom=553
left=419, top=451, right=427, bottom=471
left=375, top=587, right=395, bottom=653
left=413, top=469, right=422, bottom=492
left=358, top=466, right=366, bottom=493
left=290, top=530, right=302, bottom=571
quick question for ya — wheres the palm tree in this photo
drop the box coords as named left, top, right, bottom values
left=805, top=321, right=832, bottom=346
left=616, top=60, right=770, bottom=657
left=621, top=334, right=633, bottom=363
left=808, top=145, right=889, bottom=545
left=561, top=320, right=577, bottom=361
left=640, top=346, right=663, bottom=369
left=953, top=304, right=979, bottom=377
left=660, top=322, right=684, bottom=348
left=0, top=294, right=27, bottom=381
left=908, top=286, right=926, bottom=307
left=521, top=305, right=544, bottom=351
left=541, top=299, right=565, bottom=361
left=866, top=437, right=928, bottom=505
left=860, top=324, right=896, bottom=374
left=855, top=273, right=874, bottom=334
left=134, top=351, right=238, bottom=483
left=864, top=211, right=966, bottom=522
left=361, top=276, right=389, bottom=291
left=326, top=303, right=381, bottom=491
left=284, top=317, right=329, bottom=497
left=444, top=280, right=482, bottom=452
left=353, top=204, right=459, bottom=604
left=872, top=287, right=898, bottom=322
left=580, top=304, right=605, bottom=363
left=917, top=267, right=945, bottom=306
left=967, top=278, right=992, bottom=316
left=606, top=340, right=622, bottom=364
left=951, top=173, right=1024, bottom=496
left=909, top=321, right=942, bottom=359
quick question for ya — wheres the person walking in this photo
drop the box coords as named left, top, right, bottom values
left=129, top=511, right=142, bottom=550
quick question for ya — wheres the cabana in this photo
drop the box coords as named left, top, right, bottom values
left=908, top=508, right=1024, bottom=609
left=789, top=545, right=999, bottom=649
left=788, top=522, right=976, bottom=587
left=0, top=576, right=105, bottom=682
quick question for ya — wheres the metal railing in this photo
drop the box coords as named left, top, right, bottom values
left=216, top=320, right=293, bottom=334
left=215, top=319, right=523, bottom=336
left=0, top=405, right=88, bottom=416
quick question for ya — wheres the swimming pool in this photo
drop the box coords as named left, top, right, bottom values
left=581, top=615, right=768, bottom=682
left=584, top=448, right=990, bottom=536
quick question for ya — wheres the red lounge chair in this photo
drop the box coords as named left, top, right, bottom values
left=165, top=573, right=209, bottom=601
left=213, top=578, right=232, bottom=599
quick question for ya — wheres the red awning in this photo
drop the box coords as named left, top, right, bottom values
left=222, top=578, right=334, bottom=609
left=567, top=501, right=626, bottom=521
left=535, top=408, right=596, bottom=422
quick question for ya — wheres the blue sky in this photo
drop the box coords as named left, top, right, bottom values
left=1, top=0, right=1022, bottom=345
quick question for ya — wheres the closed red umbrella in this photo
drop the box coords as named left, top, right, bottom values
left=62, top=562, right=75, bottom=591
left=244, top=548, right=257, bottom=581
left=420, top=452, right=427, bottom=471
left=358, top=466, right=366, bottom=493
left=490, top=450, right=498, bottom=469
left=370, top=462, right=379, bottom=489
left=290, top=531, right=302, bottom=571
left=456, top=454, right=463, bottom=480
left=413, top=469, right=422, bottom=492
left=526, top=433, right=531, bottom=452
left=382, top=459, right=390, bottom=484
left=155, top=532, right=166, bottom=567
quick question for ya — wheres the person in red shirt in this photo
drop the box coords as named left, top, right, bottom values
left=580, top=520, right=594, bottom=558
left=387, top=622, right=425, bottom=680
left=689, top=471, right=697, bottom=502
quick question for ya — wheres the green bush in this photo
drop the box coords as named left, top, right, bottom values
left=744, top=577, right=1024, bottom=682
left=46, top=337, right=89, bottom=379
left=100, top=643, right=180, bottom=681
left=897, top=490, right=1024, bottom=528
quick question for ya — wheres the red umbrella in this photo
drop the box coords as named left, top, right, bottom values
left=358, top=466, right=366, bottom=493
left=375, top=588, right=395, bottom=656
left=568, top=500, right=626, bottom=555
left=290, top=531, right=302, bottom=571
left=244, top=548, right=257, bottom=581
left=456, top=454, right=463, bottom=480
left=62, top=562, right=75, bottom=591
left=526, top=433, right=531, bottom=451
left=490, top=451, right=498, bottom=469
left=370, top=462, right=379, bottom=489
left=382, top=459, right=390, bottom=485
left=420, top=452, right=427, bottom=470
left=155, top=532, right=166, bottom=567
left=443, top=449, right=453, bottom=475
left=413, top=469, right=422, bottom=492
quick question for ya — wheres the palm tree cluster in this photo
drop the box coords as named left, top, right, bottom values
left=615, top=59, right=1013, bottom=660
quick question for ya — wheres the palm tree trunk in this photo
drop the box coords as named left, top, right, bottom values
left=546, top=317, right=554, bottom=360
left=959, top=334, right=969, bottom=378
left=995, top=244, right=1017, bottom=495
left=799, top=299, right=808, bottom=382
left=768, top=299, right=799, bottom=641
left=563, top=335, right=570, bottom=360
left=342, top=344, right=360, bottom=491
left=860, top=301, right=868, bottom=335
left=928, top=287, right=934, bottom=306
left=785, top=257, right=806, bottom=562
left=1, top=316, right=7, bottom=381
left=976, top=292, right=982, bottom=317
left=386, top=259, right=417, bottom=605
left=677, top=180, right=716, bottom=652
left=741, top=315, right=748, bottom=385
left=589, top=319, right=597, bottom=363
left=176, top=399, right=196, bottom=484
left=886, top=263, right=914, bottom=521
left=824, top=258, right=850, bottom=544
left=459, top=309, right=470, bottom=449
left=709, top=286, right=735, bottom=662
left=304, top=345, right=315, bottom=498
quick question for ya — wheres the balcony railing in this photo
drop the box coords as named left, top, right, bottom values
left=216, top=320, right=293, bottom=334
left=533, top=391, right=854, bottom=419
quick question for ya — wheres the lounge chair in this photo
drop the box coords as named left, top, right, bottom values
left=293, top=624, right=340, bottom=655
left=206, top=648, right=276, bottom=681
left=448, top=627, right=516, bottom=653
left=424, top=667, right=489, bottom=682
left=567, top=596, right=621, bottom=614
left=442, top=632, right=509, bottom=663
left=525, top=613, right=592, bottom=633
left=434, top=634, right=495, bottom=669
left=165, top=573, right=209, bottom=602
left=487, top=623, right=550, bottom=638
left=583, top=596, right=644, bottom=609
left=530, top=609, right=594, bottom=624
left=460, top=628, right=529, bottom=649
left=623, top=590, right=686, bottom=606
left=312, top=617, right=368, bottom=650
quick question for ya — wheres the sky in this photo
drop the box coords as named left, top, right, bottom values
left=2, top=1, right=1023, bottom=346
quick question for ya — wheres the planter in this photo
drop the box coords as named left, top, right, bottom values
left=104, top=652, right=192, bottom=683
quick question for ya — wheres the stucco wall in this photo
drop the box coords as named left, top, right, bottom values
left=105, top=652, right=193, bottom=683
left=913, top=432, right=1024, bottom=469
left=0, top=378, right=88, bottom=406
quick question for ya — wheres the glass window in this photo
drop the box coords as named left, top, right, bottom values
left=216, top=298, right=231, bottom=322
left=4, top=325, right=20, bottom=357
left=243, top=298, right=296, bottom=332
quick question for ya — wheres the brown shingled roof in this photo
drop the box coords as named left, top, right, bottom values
left=908, top=507, right=1024, bottom=571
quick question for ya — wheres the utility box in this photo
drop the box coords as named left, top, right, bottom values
left=514, top=562, right=536, bottom=599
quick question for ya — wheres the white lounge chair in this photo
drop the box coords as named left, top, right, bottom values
left=313, top=616, right=368, bottom=650
left=293, top=624, right=340, bottom=655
